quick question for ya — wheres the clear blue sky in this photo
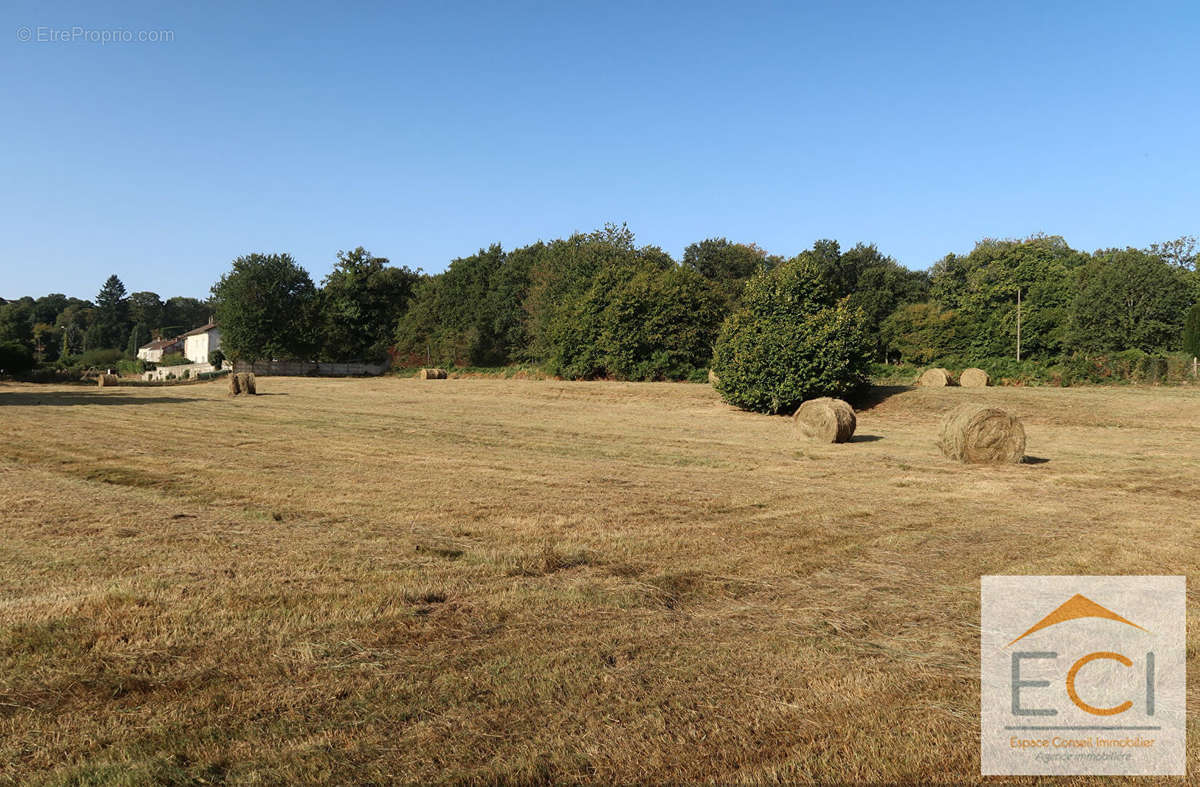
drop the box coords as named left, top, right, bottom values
left=3, top=1, right=1198, bottom=301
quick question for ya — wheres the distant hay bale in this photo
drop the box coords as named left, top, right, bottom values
left=241, top=373, right=257, bottom=395
left=938, top=404, right=1025, bottom=464
left=918, top=367, right=956, bottom=387
left=708, top=368, right=719, bottom=385
left=96, top=374, right=119, bottom=387
left=792, top=397, right=857, bottom=443
left=229, top=372, right=242, bottom=396
left=418, top=368, right=447, bottom=380
left=959, top=367, right=990, bottom=387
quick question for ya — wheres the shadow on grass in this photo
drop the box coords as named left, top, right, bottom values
left=849, top=434, right=883, bottom=443
left=0, top=390, right=192, bottom=407
left=1022, top=455, right=1051, bottom=465
left=852, top=385, right=914, bottom=411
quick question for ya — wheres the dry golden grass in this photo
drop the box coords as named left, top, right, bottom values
left=0, top=378, right=1197, bottom=784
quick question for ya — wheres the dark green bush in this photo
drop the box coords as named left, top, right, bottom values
left=711, top=255, right=872, bottom=413
left=158, top=353, right=191, bottom=366
left=0, top=340, right=34, bottom=374
left=209, top=349, right=225, bottom=367
left=77, top=348, right=124, bottom=368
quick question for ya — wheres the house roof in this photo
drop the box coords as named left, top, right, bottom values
left=139, top=338, right=182, bottom=350
left=181, top=321, right=217, bottom=337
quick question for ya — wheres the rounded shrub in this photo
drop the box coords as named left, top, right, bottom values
left=711, top=255, right=872, bottom=413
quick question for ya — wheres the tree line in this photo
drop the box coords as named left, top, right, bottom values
left=3, top=227, right=1198, bottom=380
left=0, top=279, right=212, bottom=373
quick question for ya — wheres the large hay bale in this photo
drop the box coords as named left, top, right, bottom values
left=959, top=367, right=990, bottom=387
left=241, top=372, right=257, bottom=395
left=792, top=397, right=856, bottom=443
left=418, top=368, right=447, bottom=380
left=918, top=367, right=956, bottom=387
left=937, top=404, right=1025, bottom=464
left=229, top=372, right=242, bottom=396
left=96, top=374, right=119, bottom=387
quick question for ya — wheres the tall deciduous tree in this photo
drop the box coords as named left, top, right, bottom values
left=128, top=292, right=165, bottom=332
left=929, top=235, right=1086, bottom=360
left=319, top=247, right=418, bottom=362
left=805, top=240, right=929, bottom=361
left=211, top=253, right=318, bottom=362
left=162, top=296, right=212, bottom=334
left=1148, top=235, right=1197, bottom=271
left=1068, top=249, right=1192, bottom=353
left=682, top=238, right=776, bottom=311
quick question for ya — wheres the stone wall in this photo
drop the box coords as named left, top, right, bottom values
left=232, top=360, right=389, bottom=376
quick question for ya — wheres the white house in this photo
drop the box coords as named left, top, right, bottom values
left=181, top=321, right=221, bottom=364
left=136, top=336, right=183, bottom=363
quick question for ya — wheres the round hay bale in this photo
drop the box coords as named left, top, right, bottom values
left=418, top=368, right=447, bottom=380
left=229, top=372, right=242, bottom=396
left=918, top=367, right=956, bottom=387
left=959, top=367, right=990, bottom=387
left=937, top=404, right=1025, bottom=464
left=792, top=397, right=856, bottom=443
left=242, top=373, right=257, bottom=395
left=96, top=373, right=119, bottom=387
left=708, top=368, right=719, bottom=385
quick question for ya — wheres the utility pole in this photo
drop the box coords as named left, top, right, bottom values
left=1016, top=288, right=1022, bottom=362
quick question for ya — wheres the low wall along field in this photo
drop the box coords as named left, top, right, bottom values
left=232, top=360, right=388, bottom=376
left=0, top=378, right=1197, bottom=782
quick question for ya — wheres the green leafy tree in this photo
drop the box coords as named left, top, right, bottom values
left=163, top=296, right=212, bottom=332
left=95, top=275, right=129, bottom=348
left=32, top=322, right=62, bottom=364
left=60, top=323, right=84, bottom=357
left=547, top=262, right=722, bottom=381
left=806, top=240, right=929, bottom=361
left=523, top=224, right=643, bottom=362
left=395, top=245, right=510, bottom=366
left=0, top=301, right=34, bottom=350
left=210, top=253, right=318, bottom=362
left=126, top=322, right=150, bottom=359
left=319, top=247, right=419, bottom=362
left=0, top=340, right=34, bottom=374
left=880, top=302, right=966, bottom=364
left=711, top=255, right=872, bottom=413
left=127, top=292, right=165, bottom=332
left=84, top=323, right=104, bottom=352
left=1184, top=303, right=1200, bottom=358
left=1067, top=248, right=1191, bottom=353
left=682, top=238, right=776, bottom=311
left=31, top=293, right=74, bottom=325
left=929, top=235, right=1086, bottom=359
left=1148, top=235, right=1197, bottom=271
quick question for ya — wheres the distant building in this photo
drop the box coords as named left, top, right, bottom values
left=136, top=319, right=221, bottom=364
left=136, top=337, right=183, bottom=363
left=181, top=320, right=221, bottom=364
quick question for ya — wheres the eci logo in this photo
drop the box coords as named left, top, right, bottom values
left=980, top=576, right=1185, bottom=776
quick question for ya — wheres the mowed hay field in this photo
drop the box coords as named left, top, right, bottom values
left=1, top=378, right=1197, bottom=784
